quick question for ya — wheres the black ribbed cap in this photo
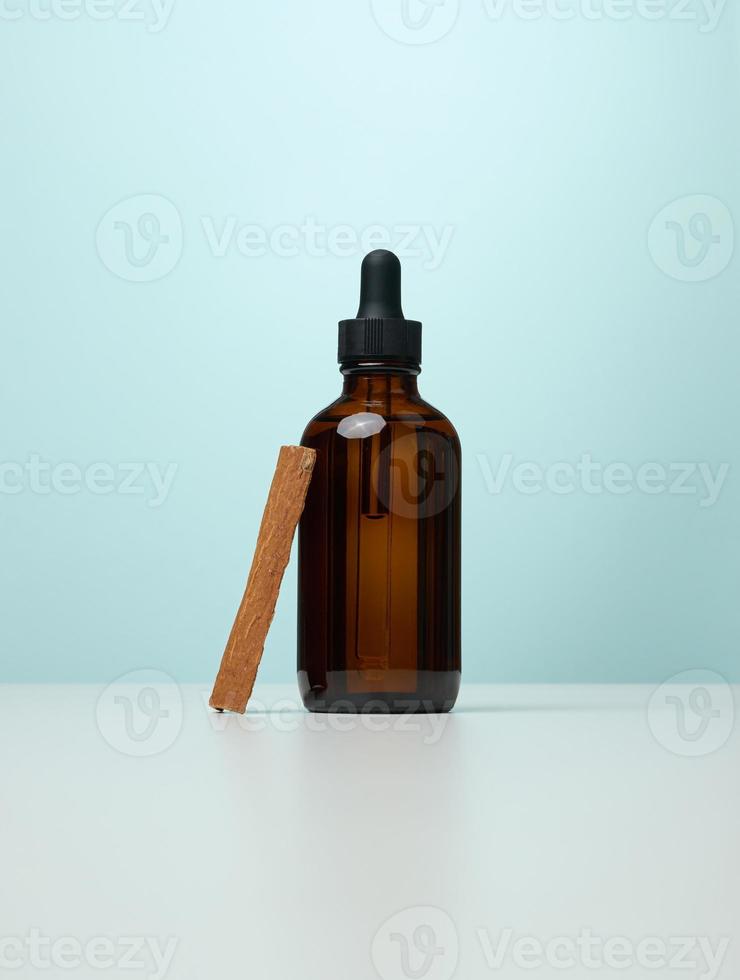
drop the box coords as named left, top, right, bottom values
left=338, top=250, right=422, bottom=367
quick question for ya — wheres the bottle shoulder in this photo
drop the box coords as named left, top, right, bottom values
left=301, top=393, right=460, bottom=445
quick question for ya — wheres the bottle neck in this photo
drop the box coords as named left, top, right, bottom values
left=340, top=363, right=420, bottom=398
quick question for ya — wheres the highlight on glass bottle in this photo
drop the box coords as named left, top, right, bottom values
left=298, top=250, right=461, bottom=713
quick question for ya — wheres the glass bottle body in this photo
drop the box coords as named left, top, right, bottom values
left=298, top=368, right=461, bottom=713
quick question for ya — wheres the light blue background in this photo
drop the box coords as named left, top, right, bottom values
left=2, top=0, right=738, bottom=683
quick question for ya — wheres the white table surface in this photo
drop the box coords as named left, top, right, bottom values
left=1, top=681, right=737, bottom=980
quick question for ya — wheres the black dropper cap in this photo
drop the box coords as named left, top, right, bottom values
left=338, top=250, right=422, bottom=368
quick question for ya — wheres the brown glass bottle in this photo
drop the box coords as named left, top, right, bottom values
left=297, top=251, right=461, bottom=713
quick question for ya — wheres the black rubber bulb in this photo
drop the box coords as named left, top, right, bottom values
left=356, top=249, right=404, bottom=318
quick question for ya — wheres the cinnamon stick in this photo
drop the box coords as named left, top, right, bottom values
left=209, top=445, right=316, bottom=713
